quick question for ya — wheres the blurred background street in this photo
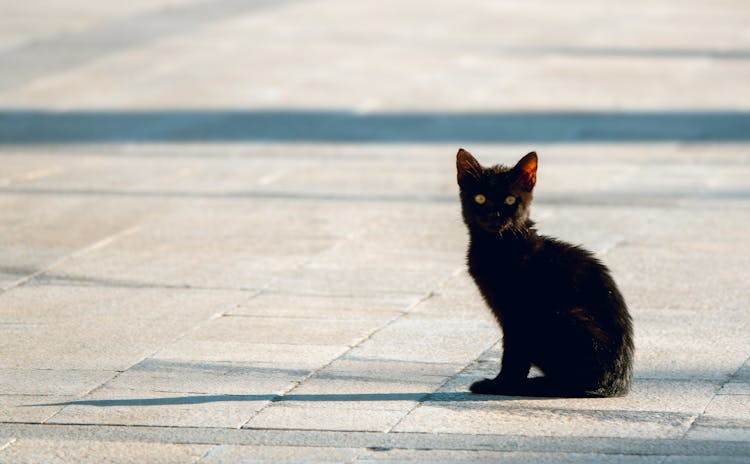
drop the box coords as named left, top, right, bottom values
left=1, top=0, right=749, bottom=462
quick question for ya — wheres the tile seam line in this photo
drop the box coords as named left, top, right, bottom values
left=0, top=223, right=143, bottom=296
left=193, top=444, right=216, bottom=464
left=385, top=333, right=501, bottom=434
left=2, top=421, right=749, bottom=439
left=235, top=291, right=435, bottom=429
left=0, top=437, right=15, bottom=453
left=56, top=127, right=373, bottom=409
left=3, top=424, right=749, bottom=456
left=238, top=266, right=464, bottom=429
left=34, top=153, right=294, bottom=422
left=680, top=351, right=750, bottom=439
left=44, top=287, right=268, bottom=424
left=0, top=0, right=309, bottom=94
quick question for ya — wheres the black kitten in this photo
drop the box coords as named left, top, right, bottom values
left=457, top=149, right=633, bottom=397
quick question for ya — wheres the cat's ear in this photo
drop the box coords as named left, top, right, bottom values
left=512, top=151, right=538, bottom=191
left=457, top=148, right=483, bottom=187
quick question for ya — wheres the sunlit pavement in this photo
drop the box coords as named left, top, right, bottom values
left=1, top=1, right=749, bottom=462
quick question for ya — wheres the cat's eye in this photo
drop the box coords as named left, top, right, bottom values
left=504, top=195, right=516, bottom=205
left=474, top=194, right=486, bottom=205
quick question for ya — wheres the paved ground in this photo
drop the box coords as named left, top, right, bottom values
left=1, top=0, right=750, bottom=462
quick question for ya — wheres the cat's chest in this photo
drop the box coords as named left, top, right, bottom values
left=467, top=240, right=535, bottom=291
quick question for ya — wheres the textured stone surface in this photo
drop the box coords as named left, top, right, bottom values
left=0, top=286, right=248, bottom=370
left=1, top=0, right=749, bottom=461
left=152, top=340, right=350, bottom=370
left=100, top=358, right=307, bottom=395
left=353, top=449, right=665, bottom=464
left=0, top=439, right=211, bottom=464
left=244, top=403, right=409, bottom=433
left=0, top=369, right=116, bottom=396
left=0, top=395, right=72, bottom=423
left=46, top=387, right=271, bottom=428
left=199, top=445, right=361, bottom=463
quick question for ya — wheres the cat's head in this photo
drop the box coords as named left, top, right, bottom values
left=456, top=148, right=538, bottom=235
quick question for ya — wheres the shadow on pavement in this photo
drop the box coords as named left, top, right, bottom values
left=1, top=109, right=749, bottom=143
left=29, top=393, right=696, bottom=424
left=31, top=392, right=522, bottom=407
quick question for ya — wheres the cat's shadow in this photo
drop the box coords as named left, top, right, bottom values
left=31, top=391, right=531, bottom=408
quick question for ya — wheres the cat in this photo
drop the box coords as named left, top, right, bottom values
left=456, top=148, right=633, bottom=397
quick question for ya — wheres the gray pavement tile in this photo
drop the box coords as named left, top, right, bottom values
left=191, top=314, right=383, bottom=347
left=686, top=423, right=750, bottom=442
left=719, top=359, right=750, bottom=394
left=46, top=387, right=269, bottom=428
left=1, top=0, right=750, bottom=460
left=302, top=358, right=464, bottom=393
left=101, top=358, right=306, bottom=396
left=409, top=276, right=499, bottom=323
left=42, top=202, right=340, bottom=291
left=392, top=402, right=692, bottom=438
left=265, top=158, right=451, bottom=200
left=685, top=424, right=750, bottom=442
left=229, top=293, right=414, bottom=320
left=0, top=438, right=211, bottom=464
left=199, top=445, right=360, bottom=463
left=5, top=1, right=745, bottom=112
left=350, top=207, right=465, bottom=256
left=251, top=359, right=464, bottom=421
left=661, top=458, right=750, bottom=464
left=306, top=248, right=460, bottom=278
left=244, top=402, right=408, bottom=433
left=630, top=307, right=750, bottom=381
left=0, top=286, right=247, bottom=370
left=345, top=313, right=497, bottom=365
left=0, top=369, right=116, bottom=396
left=3, top=423, right=750, bottom=458
left=22, top=155, right=305, bottom=196
left=532, top=206, right=647, bottom=256
left=702, top=394, right=750, bottom=421
left=616, top=208, right=750, bottom=245
left=392, top=377, right=720, bottom=439
left=153, top=340, right=349, bottom=371
left=718, top=382, right=750, bottom=395
left=0, top=395, right=73, bottom=423
left=267, top=267, right=444, bottom=299
left=432, top=377, right=718, bottom=416
left=0, top=195, right=149, bottom=290
left=608, top=239, right=750, bottom=312
left=354, top=449, right=665, bottom=464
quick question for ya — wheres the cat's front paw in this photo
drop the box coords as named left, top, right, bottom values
left=469, top=378, right=504, bottom=395
left=470, top=377, right=522, bottom=395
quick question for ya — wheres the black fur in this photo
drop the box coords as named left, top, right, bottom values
left=457, top=149, right=633, bottom=397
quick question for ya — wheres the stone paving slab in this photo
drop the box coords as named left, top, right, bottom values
left=351, top=449, right=666, bottom=464
left=0, top=369, right=116, bottom=396
left=228, top=293, right=415, bottom=320
left=0, top=285, right=248, bottom=370
left=2, top=424, right=749, bottom=459
left=0, top=396, right=74, bottom=424
left=1, top=0, right=750, bottom=461
left=45, top=387, right=271, bottom=429
left=99, top=358, right=307, bottom=396
left=0, top=438, right=211, bottom=464
left=199, top=445, right=361, bottom=464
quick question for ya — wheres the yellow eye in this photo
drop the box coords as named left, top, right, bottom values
left=504, top=195, right=516, bottom=205
left=474, top=194, right=486, bottom=205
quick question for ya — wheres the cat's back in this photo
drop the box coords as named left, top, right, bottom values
left=535, top=234, right=629, bottom=322
left=535, top=235, right=612, bottom=282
